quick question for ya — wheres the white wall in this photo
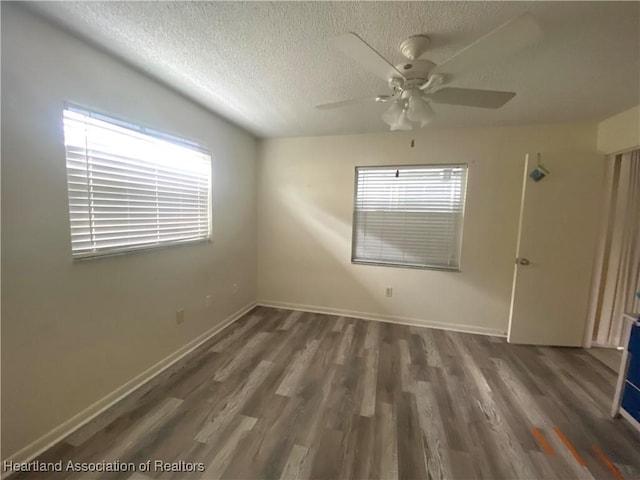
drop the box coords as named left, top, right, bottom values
left=1, top=4, right=257, bottom=460
left=258, top=123, right=599, bottom=335
left=597, top=105, right=640, bottom=154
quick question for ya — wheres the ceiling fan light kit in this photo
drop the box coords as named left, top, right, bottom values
left=390, top=110, right=413, bottom=131
left=316, top=13, right=542, bottom=132
left=407, top=91, right=435, bottom=127
left=383, top=91, right=434, bottom=130
left=382, top=100, right=404, bottom=127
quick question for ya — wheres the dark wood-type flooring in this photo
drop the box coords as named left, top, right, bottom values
left=9, top=307, right=640, bottom=480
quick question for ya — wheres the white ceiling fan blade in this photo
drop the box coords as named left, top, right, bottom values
left=431, top=13, right=542, bottom=79
left=430, top=87, right=516, bottom=108
left=315, top=95, right=389, bottom=110
left=333, top=32, right=405, bottom=81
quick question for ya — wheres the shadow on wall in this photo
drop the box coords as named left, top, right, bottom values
left=277, top=184, right=389, bottom=315
left=269, top=177, right=516, bottom=328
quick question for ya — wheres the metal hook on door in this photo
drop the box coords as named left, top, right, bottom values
left=529, top=153, right=549, bottom=182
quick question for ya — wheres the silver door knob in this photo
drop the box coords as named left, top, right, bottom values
left=516, top=258, right=530, bottom=265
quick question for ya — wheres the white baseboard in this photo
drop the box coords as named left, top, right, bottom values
left=590, top=342, right=624, bottom=350
left=257, top=299, right=507, bottom=337
left=620, top=408, right=640, bottom=434
left=4, top=299, right=501, bottom=472
left=2, top=302, right=255, bottom=472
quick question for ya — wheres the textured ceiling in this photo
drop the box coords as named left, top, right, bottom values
left=27, top=1, right=640, bottom=138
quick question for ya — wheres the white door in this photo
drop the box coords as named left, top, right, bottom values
left=508, top=152, right=604, bottom=346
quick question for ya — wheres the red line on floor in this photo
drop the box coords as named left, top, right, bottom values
left=531, top=427, right=555, bottom=457
left=553, top=427, right=586, bottom=466
left=593, top=445, right=625, bottom=480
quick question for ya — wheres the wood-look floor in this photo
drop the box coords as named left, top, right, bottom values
left=9, top=307, right=640, bottom=480
left=586, top=347, right=623, bottom=373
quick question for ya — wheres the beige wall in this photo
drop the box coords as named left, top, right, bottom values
left=1, top=4, right=257, bottom=459
left=597, top=105, right=640, bottom=154
left=258, top=123, right=599, bottom=335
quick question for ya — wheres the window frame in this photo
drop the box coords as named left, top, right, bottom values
left=62, top=103, right=213, bottom=261
left=350, top=163, right=468, bottom=271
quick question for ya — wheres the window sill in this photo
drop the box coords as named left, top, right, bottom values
left=72, top=237, right=212, bottom=262
left=351, top=259, right=461, bottom=272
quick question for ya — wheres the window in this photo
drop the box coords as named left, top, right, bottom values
left=63, top=106, right=212, bottom=259
left=352, top=164, right=467, bottom=270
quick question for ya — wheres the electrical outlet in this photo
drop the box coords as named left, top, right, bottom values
left=205, top=295, right=212, bottom=307
left=385, top=287, right=393, bottom=297
left=232, top=283, right=238, bottom=294
left=176, top=309, right=185, bottom=325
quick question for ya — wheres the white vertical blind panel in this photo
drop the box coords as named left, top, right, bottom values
left=352, top=165, right=467, bottom=269
left=63, top=108, right=212, bottom=258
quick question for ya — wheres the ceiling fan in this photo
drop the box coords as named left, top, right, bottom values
left=316, top=13, right=542, bottom=131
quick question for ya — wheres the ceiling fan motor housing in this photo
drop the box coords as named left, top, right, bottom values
left=392, top=59, right=436, bottom=89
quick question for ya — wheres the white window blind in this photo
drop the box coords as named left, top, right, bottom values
left=352, top=165, right=467, bottom=270
left=63, top=106, right=212, bottom=259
